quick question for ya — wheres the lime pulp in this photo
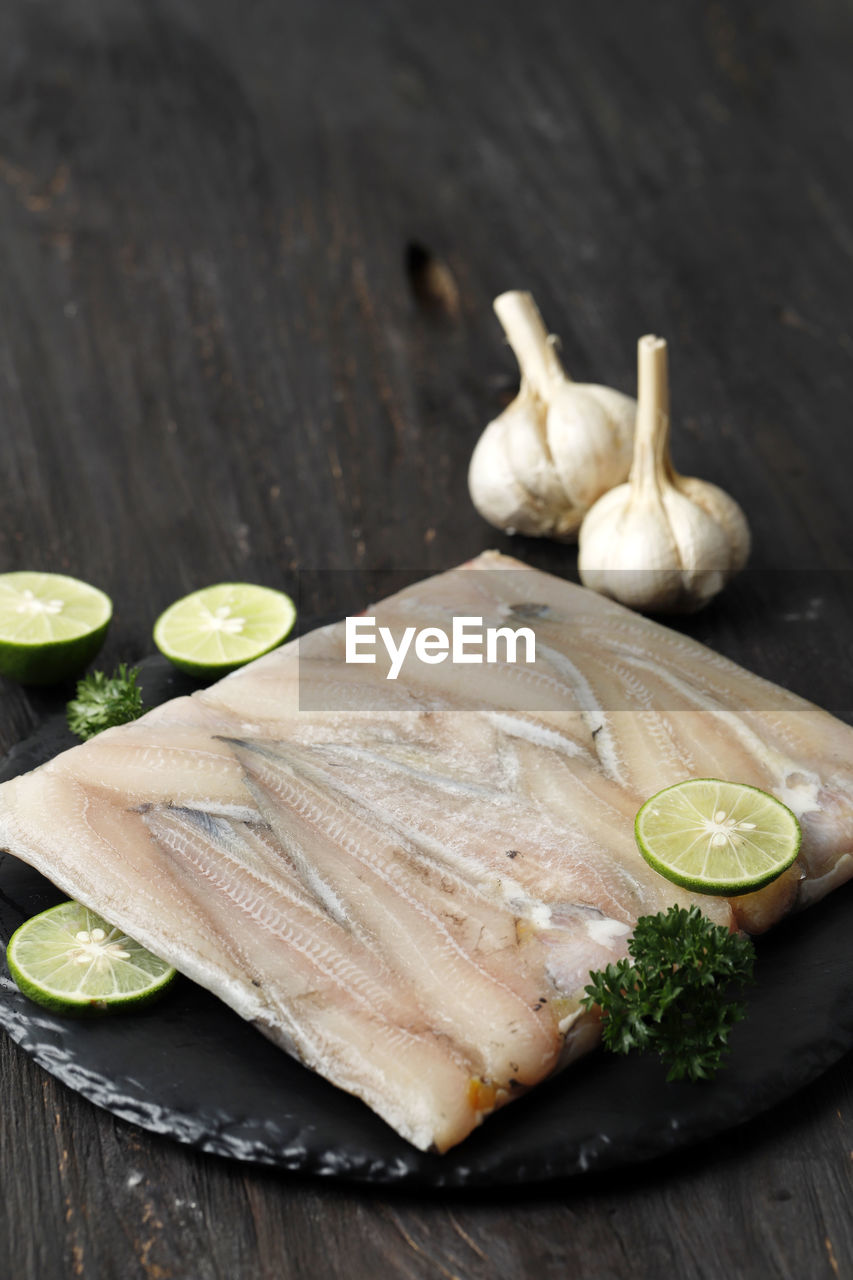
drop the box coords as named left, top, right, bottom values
left=6, top=901, right=177, bottom=1015
left=634, top=778, right=802, bottom=896
left=153, top=582, right=296, bottom=678
left=0, top=572, right=112, bottom=685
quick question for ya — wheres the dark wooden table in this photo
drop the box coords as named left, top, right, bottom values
left=1, top=1, right=852, bottom=1276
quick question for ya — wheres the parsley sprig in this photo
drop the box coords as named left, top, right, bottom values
left=66, top=664, right=145, bottom=741
left=582, top=905, right=755, bottom=1082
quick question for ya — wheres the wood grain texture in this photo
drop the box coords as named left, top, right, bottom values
left=0, top=0, right=851, bottom=1276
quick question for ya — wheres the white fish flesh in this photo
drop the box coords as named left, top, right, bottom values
left=0, top=551, right=852, bottom=1152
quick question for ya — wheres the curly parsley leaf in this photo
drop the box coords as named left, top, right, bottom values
left=66, top=663, right=145, bottom=741
left=582, top=905, right=755, bottom=1082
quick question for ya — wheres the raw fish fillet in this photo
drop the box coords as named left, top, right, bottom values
left=1, top=552, right=852, bottom=1152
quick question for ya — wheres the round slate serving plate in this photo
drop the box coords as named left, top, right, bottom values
left=0, top=656, right=852, bottom=1188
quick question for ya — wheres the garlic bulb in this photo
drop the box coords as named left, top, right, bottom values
left=578, top=335, right=750, bottom=613
left=468, top=291, right=636, bottom=540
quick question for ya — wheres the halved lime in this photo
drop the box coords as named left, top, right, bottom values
left=0, top=572, right=112, bottom=685
left=635, top=779, right=801, bottom=896
left=153, top=582, right=296, bottom=678
left=6, top=901, right=177, bottom=1016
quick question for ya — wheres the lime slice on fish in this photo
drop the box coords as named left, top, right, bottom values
left=6, top=901, right=177, bottom=1015
left=635, top=779, right=801, bottom=896
left=153, top=582, right=296, bottom=678
left=0, top=572, right=112, bottom=685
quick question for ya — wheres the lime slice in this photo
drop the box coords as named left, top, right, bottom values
left=153, top=582, right=296, bottom=678
left=0, top=572, right=112, bottom=685
left=635, top=779, right=801, bottom=896
left=6, top=901, right=177, bottom=1016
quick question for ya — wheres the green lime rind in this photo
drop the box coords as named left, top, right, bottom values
left=6, top=901, right=177, bottom=1017
left=153, top=582, right=296, bottom=679
left=0, top=572, right=112, bottom=685
left=0, top=623, right=110, bottom=686
left=634, top=778, right=802, bottom=897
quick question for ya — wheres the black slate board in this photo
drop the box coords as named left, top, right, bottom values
left=0, top=655, right=852, bottom=1189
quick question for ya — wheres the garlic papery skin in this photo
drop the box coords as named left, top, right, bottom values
left=468, top=291, right=636, bottom=540
left=578, top=335, right=750, bottom=613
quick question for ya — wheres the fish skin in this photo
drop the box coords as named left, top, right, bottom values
left=0, top=552, right=851, bottom=1151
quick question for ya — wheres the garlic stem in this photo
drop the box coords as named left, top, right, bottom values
left=493, top=291, right=568, bottom=402
left=631, top=335, right=671, bottom=495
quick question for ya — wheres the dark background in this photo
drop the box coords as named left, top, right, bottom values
left=0, top=1, right=851, bottom=1276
